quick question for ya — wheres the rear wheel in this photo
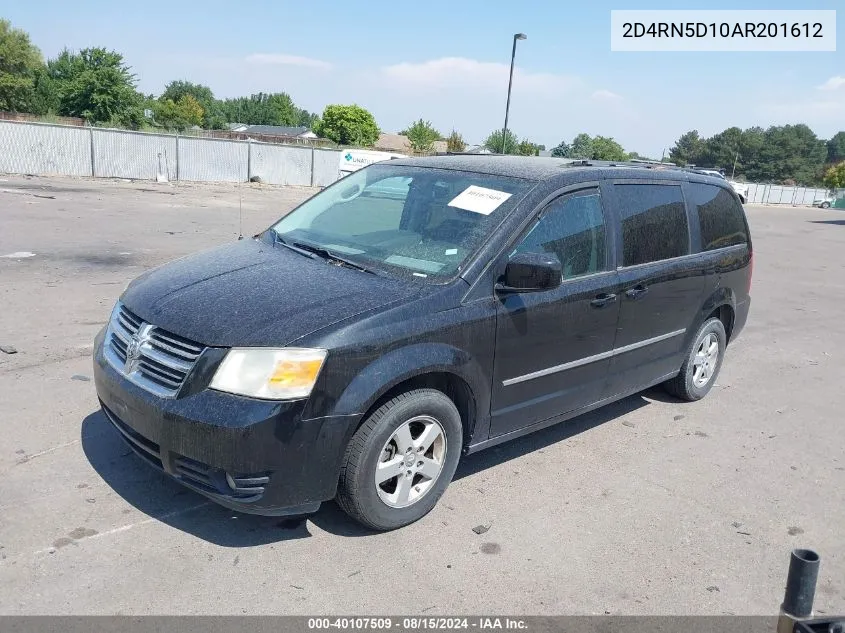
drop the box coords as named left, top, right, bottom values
left=664, top=317, right=726, bottom=401
left=821, top=201, right=831, bottom=209
left=337, top=389, right=462, bottom=531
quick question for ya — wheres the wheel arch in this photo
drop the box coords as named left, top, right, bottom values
left=358, top=373, right=476, bottom=448
left=330, top=343, right=488, bottom=449
left=698, top=288, right=737, bottom=343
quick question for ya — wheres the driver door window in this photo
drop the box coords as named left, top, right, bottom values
left=512, top=190, right=607, bottom=280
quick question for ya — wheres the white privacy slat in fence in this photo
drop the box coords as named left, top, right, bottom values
left=0, top=120, right=91, bottom=177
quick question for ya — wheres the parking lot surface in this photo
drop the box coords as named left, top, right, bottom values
left=1, top=175, right=843, bottom=615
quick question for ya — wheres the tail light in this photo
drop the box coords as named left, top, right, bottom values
left=747, top=250, right=753, bottom=295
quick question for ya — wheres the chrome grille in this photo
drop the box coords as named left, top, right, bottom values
left=104, top=302, right=205, bottom=397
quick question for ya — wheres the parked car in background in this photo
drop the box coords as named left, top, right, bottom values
left=813, top=195, right=835, bottom=209
left=729, top=180, right=748, bottom=204
left=690, top=168, right=748, bottom=204
left=93, top=156, right=752, bottom=530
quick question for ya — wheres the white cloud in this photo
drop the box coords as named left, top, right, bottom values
left=245, top=53, right=332, bottom=70
left=591, top=89, right=623, bottom=101
left=817, top=76, right=845, bottom=91
left=381, top=57, right=580, bottom=95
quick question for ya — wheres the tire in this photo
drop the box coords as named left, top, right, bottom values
left=664, top=317, right=727, bottom=402
left=821, top=202, right=831, bottom=209
left=337, top=388, right=462, bottom=531
left=739, top=195, right=746, bottom=204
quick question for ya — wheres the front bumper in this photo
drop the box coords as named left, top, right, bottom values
left=92, top=328, right=359, bottom=516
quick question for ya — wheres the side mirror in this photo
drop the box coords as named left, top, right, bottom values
left=496, top=252, right=562, bottom=293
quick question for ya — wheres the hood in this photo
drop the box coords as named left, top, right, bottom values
left=121, top=238, right=421, bottom=347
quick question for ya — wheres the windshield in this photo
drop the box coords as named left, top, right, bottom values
left=270, top=164, right=535, bottom=281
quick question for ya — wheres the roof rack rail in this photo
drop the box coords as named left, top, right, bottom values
left=560, top=159, right=679, bottom=170
left=559, top=160, right=727, bottom=177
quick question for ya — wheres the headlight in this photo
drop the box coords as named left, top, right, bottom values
left=209, top=348, right=327, bottom=400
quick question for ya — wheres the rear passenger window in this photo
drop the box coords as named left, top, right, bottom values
left=512, top=189, right=606, bottom=279
left=687, top=182, right=748, bottom=251
left=616, top=184, right=689, bottom=266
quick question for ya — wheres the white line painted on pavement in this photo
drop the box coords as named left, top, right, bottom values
left=33, top=501, right=212, bottom=557
left=14, top=439, right=81, bottom=465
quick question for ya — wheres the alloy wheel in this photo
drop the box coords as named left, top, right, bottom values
left=692, top=332, right=719, bottom=388
left=375, top=415, right=447, bottom=508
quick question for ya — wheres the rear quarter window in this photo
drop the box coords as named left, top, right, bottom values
left=687, top=182, right=748, bottom=251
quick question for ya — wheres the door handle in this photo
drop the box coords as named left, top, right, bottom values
left=625, top=284, right=649, bottom=299
left=590, top=293, right=617, bottom=308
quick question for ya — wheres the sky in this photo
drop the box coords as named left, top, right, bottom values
left=4, top=0, right=843, bottom=157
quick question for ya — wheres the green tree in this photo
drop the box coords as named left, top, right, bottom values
left=297, top=109, right=320, bottom=130
left=669, top=130, right=704, bottom=166
left=698, top=126, right=744, bottom=169
left=446, top=129, right=466, bottom=153
left=754, top=124, right=827, bottom=185
left=47, top=47, right=141, bottom=126
left=483, top=129, right=519, bottom=154
left=569, top=133, right=594, bottom=159
left=0, top=19, right=45, bottom=112
left=220, top=92, right=303, bottom=128
left=161, top=80, right=213, bottom=106
left=402, top=119, right=441, bottom=153
left=590, top=135, right=628, bottom=161
left=515, top=139, right=545, bottom=156
left=823, top=161, right=845, bottom=190
left=160, top=80, right=223, bottom=128
left=551, top=140, right=569, bottom=157
left=733, top=126, right=765, bottom=178
left=822, top=160, right=845, bottom=189
left=552, top=134, right=625, bottom=160
left=153, top=94, right=204, bottom=130
left=314, top=104, right=379, bottom=146
left=827, top=132, right=845, bottom=164
left=28, top=66, right=59, bottom=115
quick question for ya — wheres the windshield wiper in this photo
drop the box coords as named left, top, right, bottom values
left=273, top=232, right=375, bottom=274
left=272, top=230, right=320, bottom=259
left=293, top=242, right=376, bottom=274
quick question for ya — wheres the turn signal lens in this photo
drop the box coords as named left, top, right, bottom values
left=210, top=348, right=327, bottom=400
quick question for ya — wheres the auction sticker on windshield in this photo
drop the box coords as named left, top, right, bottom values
left=448, top=186, right=513, bottom=215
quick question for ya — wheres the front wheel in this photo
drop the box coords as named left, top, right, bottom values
left=664, top=317, right=727, bottom=401
left=821, top=201, right=831, bottom=209
left=337, top=389, right=462, bottom=531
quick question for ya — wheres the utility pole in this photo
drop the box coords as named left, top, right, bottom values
left=501, top=33, right=527, bottom=154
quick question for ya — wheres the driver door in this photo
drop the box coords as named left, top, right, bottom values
left=489, top=187, right=621, bottom=438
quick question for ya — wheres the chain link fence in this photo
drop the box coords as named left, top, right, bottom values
left=0, top=120, right=342, bottom=187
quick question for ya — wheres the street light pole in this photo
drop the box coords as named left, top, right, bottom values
left=502, top=32, right=526, bottom=154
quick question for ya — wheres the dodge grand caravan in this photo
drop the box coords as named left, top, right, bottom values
left=93, top=156, right=752, bottom=530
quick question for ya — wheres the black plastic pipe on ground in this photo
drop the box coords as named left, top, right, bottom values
left=783, top=549, right=821, bottom=617
left=778, top=549, right=821, bottom=633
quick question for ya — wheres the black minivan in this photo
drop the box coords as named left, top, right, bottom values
left=93, top=156, right=752, bottom=530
